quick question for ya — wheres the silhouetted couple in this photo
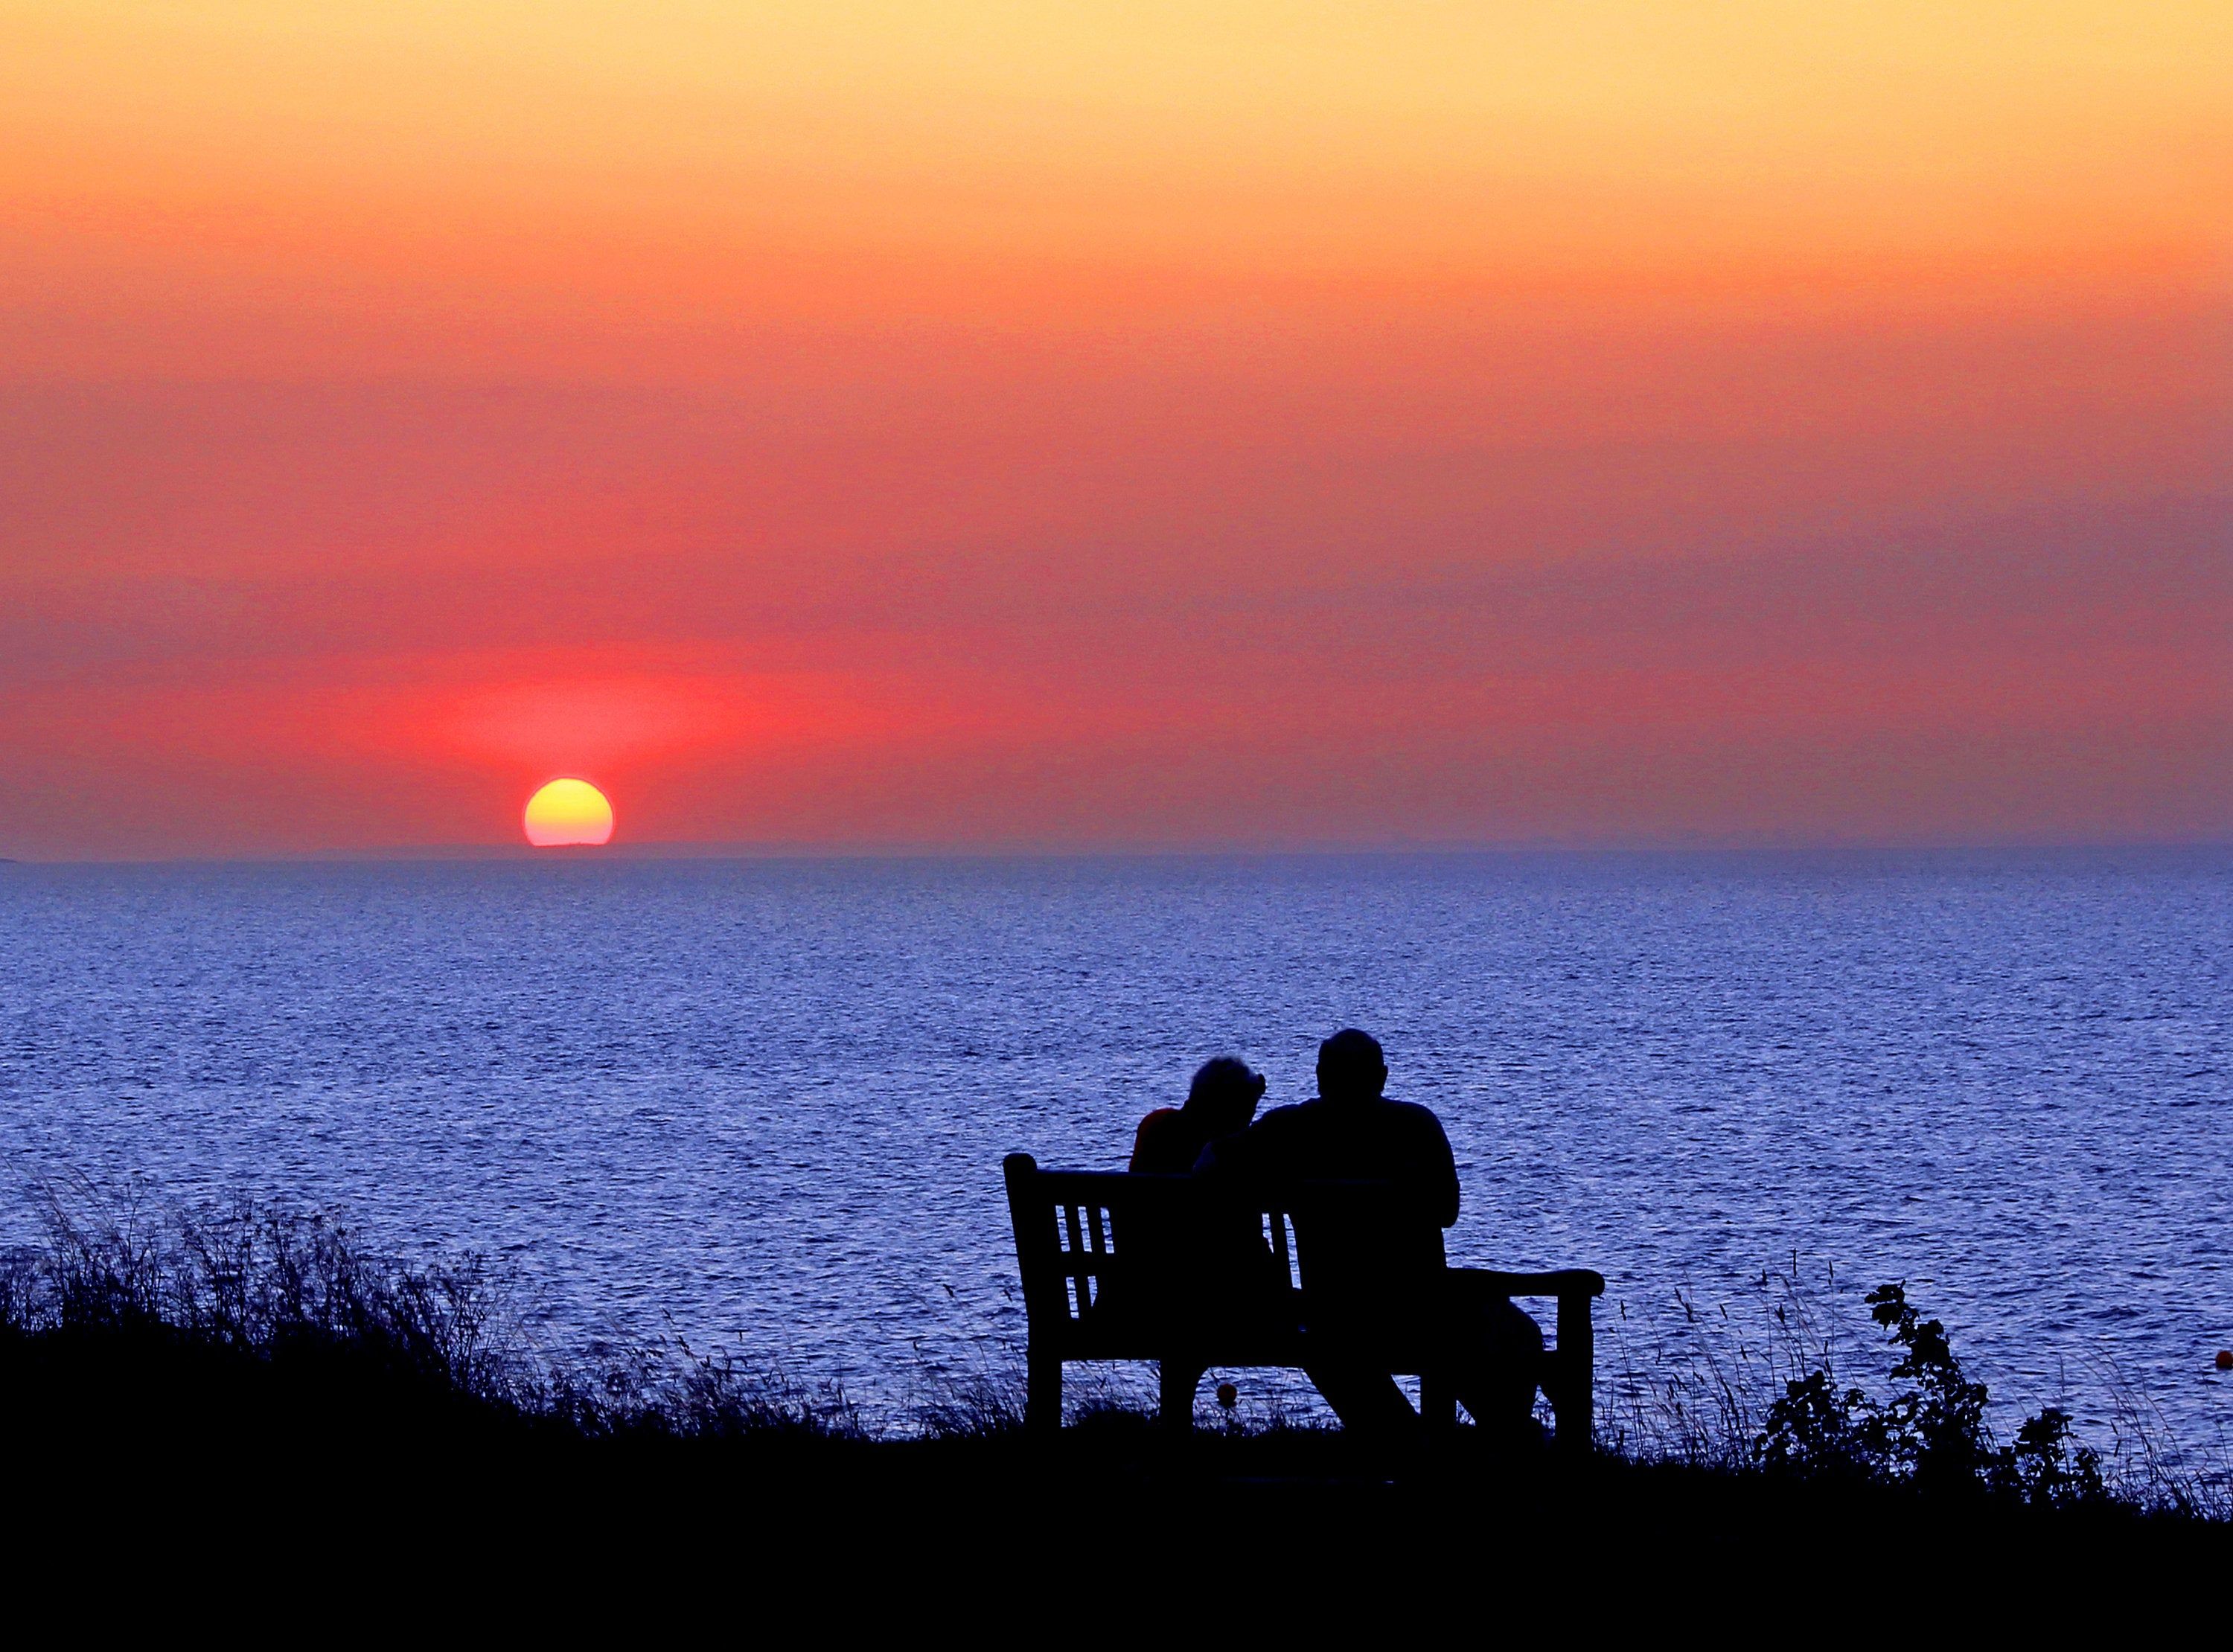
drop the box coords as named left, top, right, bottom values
left=1132, top=1029, right=1542, bottom=1438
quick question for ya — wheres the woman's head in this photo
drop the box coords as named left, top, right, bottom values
left=1186, top=1055, right=1267, bottom=1135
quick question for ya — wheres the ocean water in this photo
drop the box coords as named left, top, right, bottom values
left=2, top=851, right=2228, bottom=1454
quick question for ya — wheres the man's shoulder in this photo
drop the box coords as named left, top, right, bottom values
left=1376, top=1098, right=1449, bottom=1130
left=1247, top=1099, right=1347, bottom=1142
left=1252, top=1098, right=1445, bottom=1133
left=1376, top=1098, right=1455, bottom=1149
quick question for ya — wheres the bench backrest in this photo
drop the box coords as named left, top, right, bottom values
left=1003, top=1152, right=1428, bottom=1339
left=1003, top=1156, right=1291, bottom=1327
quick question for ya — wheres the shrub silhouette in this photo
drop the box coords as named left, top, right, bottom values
left=1990, top=1406, right=2106, bottom=1508
left=1754, top=1281, right=2106, bottom=1507
left=1865, top=1281, right=1996, bottom=1492
left=1752, top=1368, right=1881, bottom=1484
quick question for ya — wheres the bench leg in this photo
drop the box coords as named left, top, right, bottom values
left=1027, top=1350, right=1063, bottom=1434
left=1554, top=1290, right=1594, bottom=1453
left=1160, top=1360, right=1204, bottom=1434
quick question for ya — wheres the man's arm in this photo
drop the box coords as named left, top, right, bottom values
left=1413, top=1109, right=1462, bottom=1229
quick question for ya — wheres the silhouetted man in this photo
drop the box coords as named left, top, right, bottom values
left=1195, top=1028, right=1542, bottom=1435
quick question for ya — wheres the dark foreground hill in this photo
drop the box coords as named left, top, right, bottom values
left=5, top=1319, right=2222, bottom=1625
left=4, top=1203, right=2223, bottom=1621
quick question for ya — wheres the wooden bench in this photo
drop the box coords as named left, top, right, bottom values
left=1003, top=1152, right=1604, bottom=1447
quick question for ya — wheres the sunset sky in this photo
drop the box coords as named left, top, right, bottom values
left=3, top=2, right=2227, bottom=857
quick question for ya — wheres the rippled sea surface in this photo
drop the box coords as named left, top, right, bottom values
left=3, top=851, right=2228, bottom=1450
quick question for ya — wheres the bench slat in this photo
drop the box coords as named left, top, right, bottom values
left=1062, top=1203, right=1090, bottom=1316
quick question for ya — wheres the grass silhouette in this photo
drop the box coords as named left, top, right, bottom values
left=3, top=1194, right=2221, bottom=1607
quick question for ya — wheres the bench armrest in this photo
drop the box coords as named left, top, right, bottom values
left=1448, top=1266, right=1605, bottom=1299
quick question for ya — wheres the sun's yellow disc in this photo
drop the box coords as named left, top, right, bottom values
left=523, top=778, right=613, bottom=847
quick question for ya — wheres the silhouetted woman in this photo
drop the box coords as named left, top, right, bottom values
left=1129, top=1057, right=1266, bottom=1172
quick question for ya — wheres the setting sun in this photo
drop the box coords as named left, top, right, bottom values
left=523, top=778, right=614, bottom=848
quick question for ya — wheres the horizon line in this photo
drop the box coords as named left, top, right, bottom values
left=5, top=836, right=2229, bottom=868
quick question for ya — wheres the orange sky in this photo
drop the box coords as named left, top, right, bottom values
left=3, top=2, right=2227, bottom=855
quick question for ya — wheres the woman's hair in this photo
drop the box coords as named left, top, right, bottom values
left=1188, top=1055, right=1266, bottom=1110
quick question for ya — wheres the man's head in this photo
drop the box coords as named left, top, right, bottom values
left=1186, top=1055, right=1267, bottom=1135
left=1316, top=1028, right=1387, bottom=1104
